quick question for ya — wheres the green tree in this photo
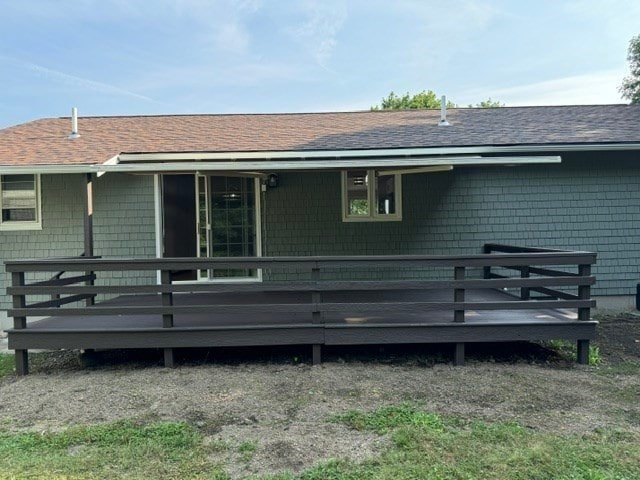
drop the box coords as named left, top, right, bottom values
left=620, top=34, right=640, bottom=104
left=372, top=90, right=455, bottom=110
left=372, top=90, right=502, bottom=110
left=470, top=98, right=504, bottom=108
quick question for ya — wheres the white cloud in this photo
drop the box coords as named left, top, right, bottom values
left=214, top=23, right=251, bottom=54
left=3, top=56, right=157, bottom=103
left=460, top=69, right=627, bottom=106
left=287, top=0, right=348, bottom=68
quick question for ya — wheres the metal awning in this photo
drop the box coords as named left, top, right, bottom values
left=2, top=141, right=640, bottom=175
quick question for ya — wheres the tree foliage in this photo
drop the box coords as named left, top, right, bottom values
left=372, top=90, right=502, bottom=110
left=470, top=98, right=504, bottom=108
left=620, top=34, right=640, bottom=104
left=372, top=90, right=455, bottom=110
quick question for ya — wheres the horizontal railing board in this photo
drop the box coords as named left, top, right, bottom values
left=5, top=252, right=596, bottom=272
left=324, top=323, right=598, bottom=345
left=503, top=266, right=580, bottom=277
left=8, top=303, right=316, bottom=317
left=528, top=286, right=579, bottom=300
left=8, top=327, right=325, bottom=349
left=7, top=322, right=597, bottom=350
left=26, top=294, right=96, bottom=309
left=484, top=243, right=577, bottom=254
left=319, top=299, right=594, bottom=312
left=8, top=299, right=594, bottom=319
left=8, top=276, right=596, bottom=296
left=30, top=274, right=96, bottom=287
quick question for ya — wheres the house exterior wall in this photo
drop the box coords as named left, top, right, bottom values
left=2, top=151, right=639, bottom=330
left=264, top=152, right=640, bottom=297
left=0, top=173, right=156, bottom=330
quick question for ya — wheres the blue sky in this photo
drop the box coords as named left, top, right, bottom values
left=0, top=0, right=638, bottom=128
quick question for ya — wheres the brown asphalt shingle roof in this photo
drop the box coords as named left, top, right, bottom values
left=0, top=104, right=639, bottom=166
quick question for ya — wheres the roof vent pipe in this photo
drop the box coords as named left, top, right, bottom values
left=68, top=107, right=80, bottom=139
left=439, top=95, right=450, bottom=127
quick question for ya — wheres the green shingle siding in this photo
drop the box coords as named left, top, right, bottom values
left=264, top=153, right=640, bottom=295
left=1, top=152, right=639, bottom=330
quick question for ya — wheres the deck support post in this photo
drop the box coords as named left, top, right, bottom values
left=311, top=265, right=322, bottom=365
left=454, top=266, right=465, bottom=323
left=454, top=343, right=465, bottom=366
left=84, top=173, right=95, bottom=306
left=482, top=244, right=492, bottom=279
left=164, top=348, right=175, bottom=368
left=160, top=270, right=175, bottom=368
left=577, top=340, right=590, bottom=365
left=12, top=272, right=29, bottom=375
left=578, top=264, right=591, bottom=321
left=520, top=266, right=530, bottom=300
left=312, top=344, right=322, bottom=366
left=15, top=350, right=29, bottom=376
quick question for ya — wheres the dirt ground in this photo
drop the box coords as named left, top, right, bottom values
left=0, top=316, right=639, bottom=478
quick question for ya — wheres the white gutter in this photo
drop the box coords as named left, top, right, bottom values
left=92, top=155, right=560, bottom=173
left=0, top=141, right=638, bottom=175
left=116, top=142, right=640, bottom=162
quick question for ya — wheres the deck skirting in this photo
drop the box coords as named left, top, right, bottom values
left=8, top=320, right=597, bottom=350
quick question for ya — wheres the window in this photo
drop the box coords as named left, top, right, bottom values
left=0, top=174, right=41, bottom=230
left=341, top=170, right=402, bottom=221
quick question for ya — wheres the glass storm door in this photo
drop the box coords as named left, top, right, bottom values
left=197, top=175, right=259, bottom=280
left=162, top=174, right=260, bottom=282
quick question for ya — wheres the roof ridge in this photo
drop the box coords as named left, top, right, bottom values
left=49, top=103, right=633, bottom=121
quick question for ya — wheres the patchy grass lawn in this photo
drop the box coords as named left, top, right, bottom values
left=324, top=404, right=640, bottom=480
left=0, top=420, right=228, bottom=479
left=0, top=353, right=14, bottom=378
left=1, top=407, right=639, bottom=479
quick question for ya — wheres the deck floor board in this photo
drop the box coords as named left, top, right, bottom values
left=23, top=288, right=577, bottom=331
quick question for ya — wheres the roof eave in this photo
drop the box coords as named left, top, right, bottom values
left=0, top=142, right=638, bottom=174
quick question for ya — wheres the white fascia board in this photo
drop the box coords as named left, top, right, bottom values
left=96, top=155, right=561, bottom=173
left=117, top=142, right=640, bottom=162
left=0, top=155, right=560, bottom=175
left=0, top=165, right=96, bottom=174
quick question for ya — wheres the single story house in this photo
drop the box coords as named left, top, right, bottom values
left=1, top=104, right=638, bottom=374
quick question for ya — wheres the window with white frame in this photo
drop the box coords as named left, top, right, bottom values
left=341, top=170, right=402, bottom=221
left=0, top=174, right=41, bottom=230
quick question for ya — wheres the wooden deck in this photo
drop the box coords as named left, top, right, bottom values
left=5, top=244, right=598, bottom=374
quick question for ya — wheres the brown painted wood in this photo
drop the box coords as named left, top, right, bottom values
left=578, top=264, right=592, bottom=321
left=528, top=286, right=578, bottom=300
left=11, top=272, right=26, bottom=330
left=454, top=266, right=465, bottom=323
left=28, top=274, right=96, bottom=288
left=8, top=321, right=597, bottom=351
left=323, top=322, right=597, bottom=345
left=14, top=349, right=28, bottom=376
left=161, top=270, right=174, bottom=328
left=4, top=251, right=596, bottom=273
left=164, top=348, right=175, bottom=368
left=8, top=298, right=596, bottom=319
left=577, top=339, right=590, bottom=364
left=312, top=344, right=322, bottom=365
left=27, top=294, right=95, bottom=309
left=454, top=343, right=465, bottom=366
left=4, top=246, right=598, bottom=370
left=484, top=243, right=578, bottom=254
left=520, top=266, right=530, bottom=300
left=9, top=326, right=326, bottom=349
left=8, top=275, right=596, bottom=297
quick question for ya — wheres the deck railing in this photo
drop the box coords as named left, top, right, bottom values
left=5, top=244, right=597, bottom=372
left=6, top=244, right=596, bottom=322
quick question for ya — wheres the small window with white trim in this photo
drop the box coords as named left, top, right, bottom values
left=341, top=170, right=402, bottom=221
left=0, top=174, right=42, bottom=230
